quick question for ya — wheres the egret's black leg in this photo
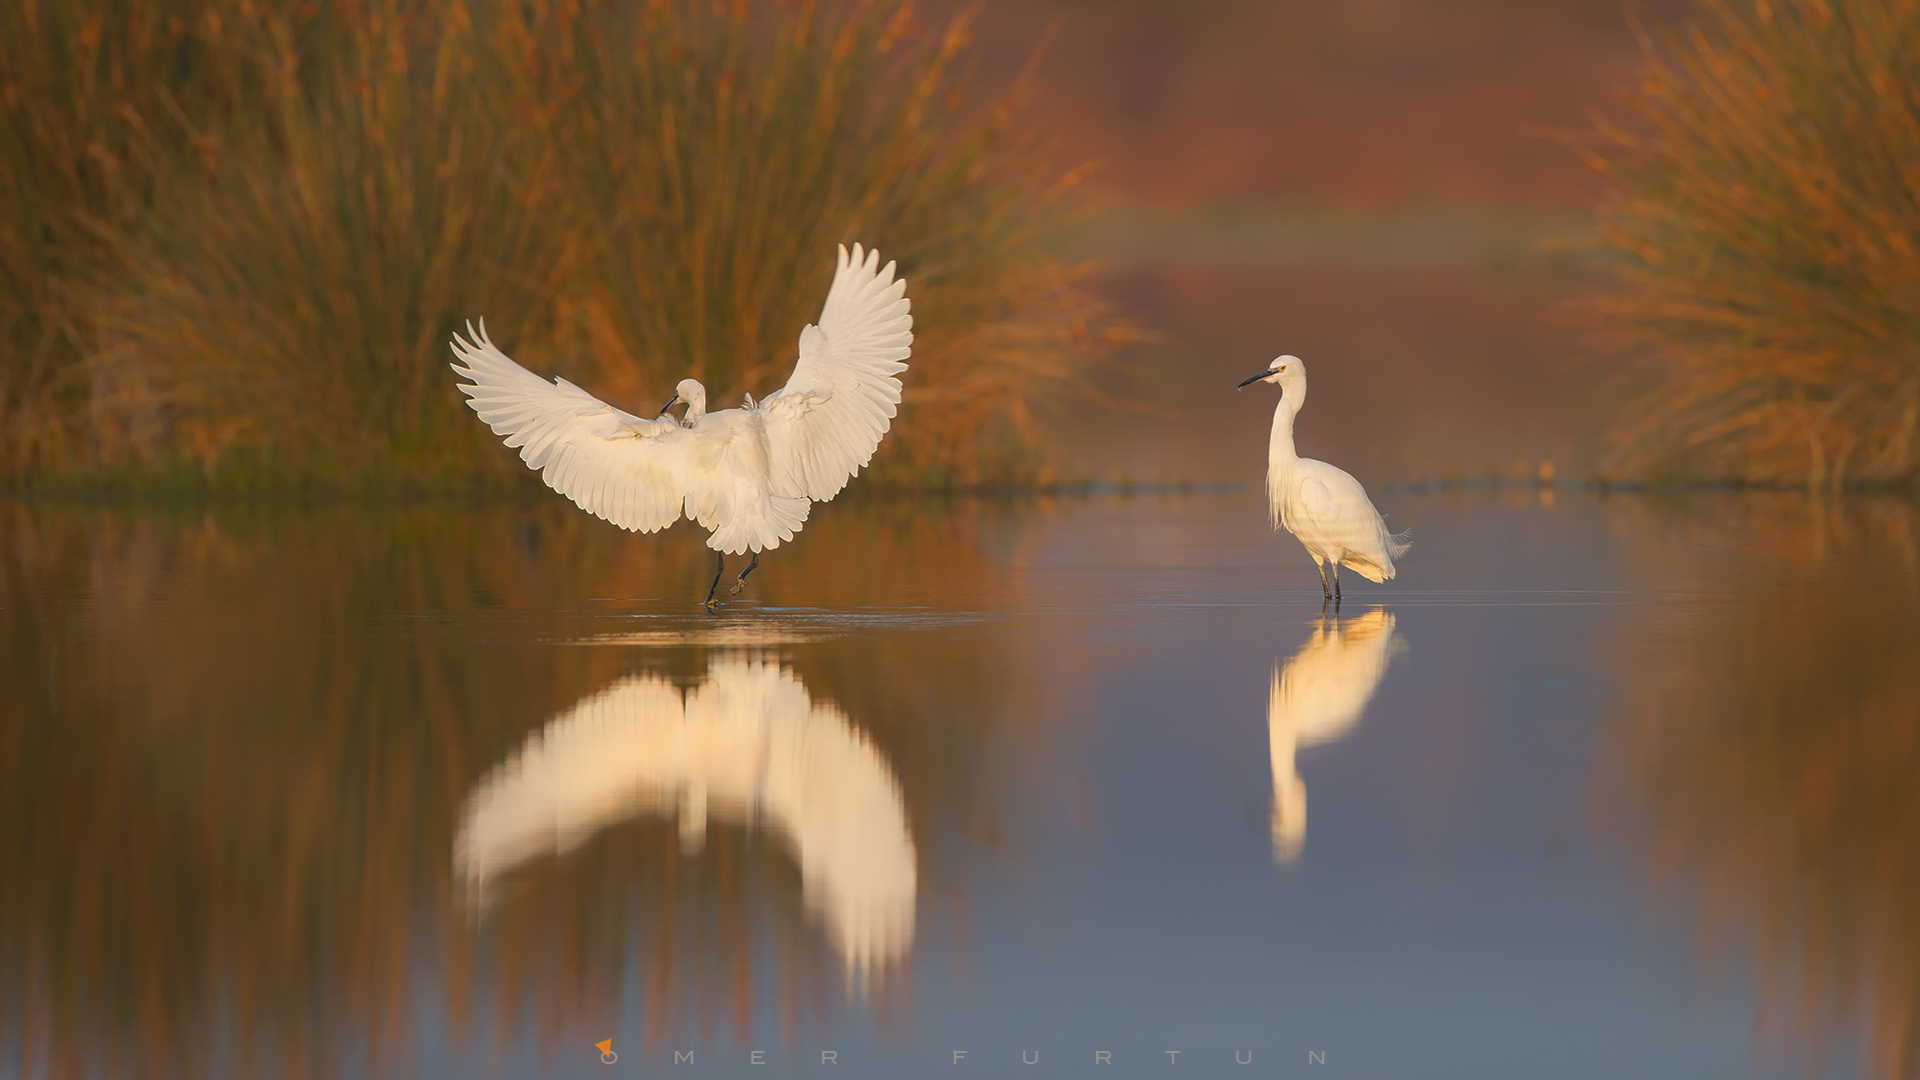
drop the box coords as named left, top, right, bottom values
left=704, top=550, right=725, bottom=608
left=1331, top=562, right=1342, bottom=608
left=731, top=551, right=760, bottom=594
left=1317, top=562, right=1332, bottom=601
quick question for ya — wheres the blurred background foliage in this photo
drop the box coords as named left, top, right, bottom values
left=1583, top=0, right=1920, bottom=489
left=0, top=0, right=1128, bottom=491
left=11, top=0, right=1919, bottom=495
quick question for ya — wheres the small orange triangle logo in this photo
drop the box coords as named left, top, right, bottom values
left=595, top=1039, right=613, bottom=1055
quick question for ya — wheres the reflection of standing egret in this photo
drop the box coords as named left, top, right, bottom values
left=1238, top=355, right=1408, bottom=603
left=456, top=657, right=916, bottom=982
left=1268, top=609, right=1400, bottom=863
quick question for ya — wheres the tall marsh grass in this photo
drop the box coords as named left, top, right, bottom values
left=547, top=1, right=1120, bottom=486
left=82, top=0, right=573, bottom=484
left=1, top=0, right=1123, bottom=490
left=1583, top=0, right=1920, bottom=489
left=0, top=0, right=257, bottom=477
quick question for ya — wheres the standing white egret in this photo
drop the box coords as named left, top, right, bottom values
left=450, top=244, right=912, bottom=606
left=1238, top=355, right=1408, bottom=602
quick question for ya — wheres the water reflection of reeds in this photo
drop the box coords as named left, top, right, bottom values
left=0, top=497, right=1042, bottom=1076
left=1600, top=496, right=1920, bottom=1078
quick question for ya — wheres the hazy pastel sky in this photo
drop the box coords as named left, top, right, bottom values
left=941, top=0, right=1686, bottom=485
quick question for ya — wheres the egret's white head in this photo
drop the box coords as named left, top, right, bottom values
left=659, top=378, right=708, bottom=423
left=1237, top=354, right=1307, bottom=397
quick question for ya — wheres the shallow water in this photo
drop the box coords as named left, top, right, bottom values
left=3, top=490, right=1916, bottom=1079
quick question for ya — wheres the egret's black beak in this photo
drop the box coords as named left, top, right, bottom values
left=1237, top=370, right=1274, bottom=390
left=658, top=393, right=680, bottom=417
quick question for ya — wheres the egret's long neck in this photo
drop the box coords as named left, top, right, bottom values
left=1268, top=391, right=1303, bottom=470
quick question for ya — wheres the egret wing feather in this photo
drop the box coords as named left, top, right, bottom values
left=450, top=322, right=690, bottom=533
left=1287, top=464, right=1400, bottom=582
left=1297, top=476, right=1335, bottom=526
left=762, top=244, right=913, bottom=501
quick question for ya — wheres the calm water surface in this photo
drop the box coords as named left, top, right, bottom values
left=3, top=490, right=1916, bottom=1079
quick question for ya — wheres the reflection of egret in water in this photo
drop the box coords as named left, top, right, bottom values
left=1268, top=608, right=1399, bottom=863
left=0, top=498, right=1021, bottom=1077
left=457, top=657, right=915, bottom=982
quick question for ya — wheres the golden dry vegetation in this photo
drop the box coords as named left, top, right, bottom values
left=0, top=0, right=1129, bottom=491
left=1583, top=0, right=1920, bottom=489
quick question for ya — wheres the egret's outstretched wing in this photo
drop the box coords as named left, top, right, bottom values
left=761, top=244, right=913, bottom=501
left=450, top=322, right=689, bottom=532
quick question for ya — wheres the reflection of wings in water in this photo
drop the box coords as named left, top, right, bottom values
left=1269, top=608, right=1399, bottom=864
left=455, top=658, right=915, bottom=979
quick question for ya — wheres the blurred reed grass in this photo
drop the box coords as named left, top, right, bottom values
left=1, top=0, right=1127, bottom=491
left=0, top=0, right=257, bottom=479
left=1580, top=0, right=1920, bottom=490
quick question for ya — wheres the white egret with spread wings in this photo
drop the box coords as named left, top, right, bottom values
left=451, top=244, right=912, bottom=605
left=1238, top=355, right=1408, bottom=602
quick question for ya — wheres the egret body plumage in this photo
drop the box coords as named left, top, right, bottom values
left=1238, top=355, right=1408, bottom=602
left=451, top=244, right=912, bottom=605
